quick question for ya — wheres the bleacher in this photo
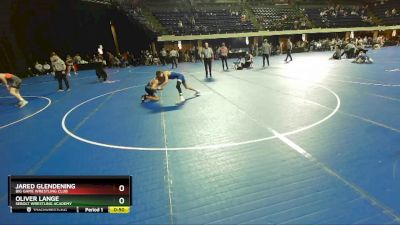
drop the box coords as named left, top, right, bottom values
left=305, top=6, right=372, bottom=28
left=370, top=0, right=400, bottom=25
left=305, top=8, right=325, bottom=27
left=152, top=8, right=257, bottom=35
left=251, top=6, right=310, bottom=30
left=326, top=14, right=372, bottom=28
left=125, top=7, right=147, bottom=26
left=115, top=1, right=159, bottom=35
left=112, top=0, right=398, bottom=36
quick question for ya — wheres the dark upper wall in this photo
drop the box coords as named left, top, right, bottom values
left=0, top=0, right=26, bottom=73
left=10, top=0, right=152, bottom=67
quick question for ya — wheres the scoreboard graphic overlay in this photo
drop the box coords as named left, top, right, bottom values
left=8, top=176, right=131, bottom=213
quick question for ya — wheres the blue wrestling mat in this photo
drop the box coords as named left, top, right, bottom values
left=1, top=46, right=400, bottom=224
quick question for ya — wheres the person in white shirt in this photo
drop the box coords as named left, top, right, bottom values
left=169, top=48, right=179, bottom=69
left=34, top=62, right=44, bottom=75
left=201, top=42, right=214, bottom=78
left=43, top=62, right=51, bottom=74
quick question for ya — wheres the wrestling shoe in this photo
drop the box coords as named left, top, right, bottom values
left=19, top=100, right=28, bottom=108
left=141, top=95, right=146, bottom=103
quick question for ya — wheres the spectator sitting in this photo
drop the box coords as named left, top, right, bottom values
left=153, top=54, right=160, bottom=65
left=145, top=52, right=153, bottom=65
left=34, top=62, right=44, bottom=75
left=300, top=19, right=307, bottom=29
left=178, top=20, right=183, bottom=29
left=330, top=38, right=337, bottom=50
left=43, top=62, right=51, bottom=74
left=190, top=17, right=195, bottom=27
left=114, top=55, right=122, bottom=67
left=106, top=52, right=115, bottom=66
left=330, top=45, right=342, bottom=60
left=74, top=54, right=82, bottom=64
left=276, top=44, right=282, bottom=55
left=241, top=14, right=246, bottom=22
left=27, top=67, right=34, bottom=77
left=241, top=52, right=253, bottom=69
left=315, top=40, right=322, bottom=51
left=184, top=51, right=190, bottom=62
left=118, top=53, right=129, bottom=67
left=372, top=43, right=381, bottom=50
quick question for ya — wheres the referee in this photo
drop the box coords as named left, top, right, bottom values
left=170, top=48, right=179, bottom=69
left=201, top=42, right=214, bottom=78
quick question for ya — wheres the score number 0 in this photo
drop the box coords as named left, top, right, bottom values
left=118, top=185, right=125, bottom=205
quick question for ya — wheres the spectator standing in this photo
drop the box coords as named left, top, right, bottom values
left=261, top=39, right=272, bottom=67
left=190, top=46, right=196, bottom=62
left=197, top=45, right=203, bottom=62
left=65, top=55, right=77, bottom=76
left=218, top=43, right=229, bottom=71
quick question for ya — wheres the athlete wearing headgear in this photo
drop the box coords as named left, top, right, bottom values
left=141, top=72, right=163, bottom=102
